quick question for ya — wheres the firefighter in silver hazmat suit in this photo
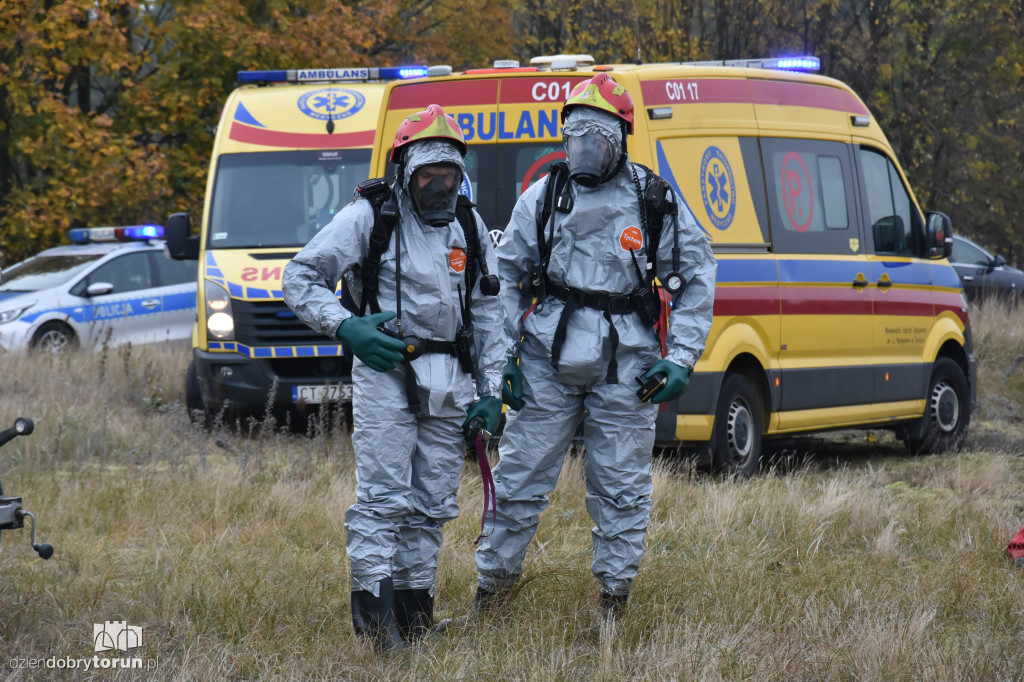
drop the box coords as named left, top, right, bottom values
left=283, top=104, right=505, bottom=650
left=473, top=73, right=717, bottom=620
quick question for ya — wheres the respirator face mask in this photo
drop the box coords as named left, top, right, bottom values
left=410, top=163, right=462, bottom=226
left=565, top=132, right=613, bottom=188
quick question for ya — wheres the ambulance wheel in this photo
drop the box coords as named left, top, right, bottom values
left=710, top=373, right=764, bottom=478
left=185, top=359, right=210, bottom=428
left=31, top=322, right=77, bottom=353
left=905, top=358, right=970, bottom=455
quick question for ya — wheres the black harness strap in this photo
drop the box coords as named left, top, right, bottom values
left=547, top=281, right=650, bottom=384
left=352, top=178, right=487, bottom=414
left=535, top=163, right=674, bottom=384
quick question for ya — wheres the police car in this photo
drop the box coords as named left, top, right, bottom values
left=0, top=226, right=197, bottom=352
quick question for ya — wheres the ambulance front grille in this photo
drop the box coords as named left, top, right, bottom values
left=232, top=299, right=331, bottom=346
left=268, top=356, right=351, bottom=380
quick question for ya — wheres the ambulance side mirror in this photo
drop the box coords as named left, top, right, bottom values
left=925, top=211, right=953, bottom=260
left=166, top=212, right=199, bottom=260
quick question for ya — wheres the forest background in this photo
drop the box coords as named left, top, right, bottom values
left=0, top=0, right=1021, bottom=264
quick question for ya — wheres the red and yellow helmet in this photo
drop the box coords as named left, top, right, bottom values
left=390, top=104, right=468, bottom=162
left=561, top=73, right=634, bottom=134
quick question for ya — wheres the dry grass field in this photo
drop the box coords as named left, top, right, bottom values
left=2, top=298, right=1024, bottom=680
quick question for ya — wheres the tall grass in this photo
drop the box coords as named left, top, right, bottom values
left=1, top=299, right=1023, bottom=680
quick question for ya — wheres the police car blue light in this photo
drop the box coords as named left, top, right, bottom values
left=68, top=224, right=166, bottom=244
left=0, top=229, right=196, bottom=353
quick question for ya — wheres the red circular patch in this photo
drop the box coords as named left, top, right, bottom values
left=619, top=226, right=644, bottom=252
left=449, top=247, right=467, bottom=272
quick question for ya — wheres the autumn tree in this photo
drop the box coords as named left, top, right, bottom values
left=0, top=0, right=514, bottom=263
left=2, top=0, right=1020, bottom=264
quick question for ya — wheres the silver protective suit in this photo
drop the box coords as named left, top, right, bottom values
left=283, top=140, right=504, bottom=596
left=475, top=112, right=717, bottom=597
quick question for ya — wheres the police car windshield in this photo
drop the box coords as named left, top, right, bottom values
left=0, top=254, right=101, bottom=292
left=208, top=149, right=372, bottom=248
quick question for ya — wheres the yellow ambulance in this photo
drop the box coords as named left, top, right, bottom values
left=166, top=66, right=428, bottom=424
left=369, top=55, right=974, bottom=475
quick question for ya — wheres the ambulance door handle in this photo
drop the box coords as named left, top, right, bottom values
left=852, top=274, right=869, bottom=289
left=141, top=298, right=161, bottom=309
left=877, top=279, right=894, bottom=289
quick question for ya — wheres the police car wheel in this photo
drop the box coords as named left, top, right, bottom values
left=31, top=322, right=77, bottom=353
left=711, top=372, right=764, bottom=478
left=905, top=358, right=970, bottom=455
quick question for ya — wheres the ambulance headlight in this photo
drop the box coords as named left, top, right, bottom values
left=0, top=305, right=31, bottom=324
left=204, top=281, right=234, bottom=340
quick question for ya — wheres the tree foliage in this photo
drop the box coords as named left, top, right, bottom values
left=1, top=0, right=1021, bottom=263
left=0, top=0, right=513, bottom=263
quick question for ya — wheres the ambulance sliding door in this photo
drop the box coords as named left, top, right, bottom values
left=763, top=138, right=875, bottom=430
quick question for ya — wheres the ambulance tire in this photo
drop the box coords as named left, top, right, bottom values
left=185, top=359, right=211, bottom=429
left=905, top=358, right=970, bottom=455
left=710, top=373, right=764, bottom=478
left=30, top=322, right=77, bottom=353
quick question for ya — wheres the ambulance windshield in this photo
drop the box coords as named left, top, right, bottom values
left=208, top=149, right=372, bottom=248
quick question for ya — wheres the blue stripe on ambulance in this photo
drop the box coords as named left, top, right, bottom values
left=208, top=341, right=345, bottom=358
left=716, top=258, right=777, bottom=283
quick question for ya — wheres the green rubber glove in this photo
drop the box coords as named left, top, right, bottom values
left=335, top=311, right=406, bottom=372
left=645, top=359, right=691, bottom=404
left=501, top=355, right=525, bottom=410
left=462, top=396, right=503, bottom=437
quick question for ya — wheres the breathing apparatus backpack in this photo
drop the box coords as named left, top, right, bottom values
left=351, top=177, right=497, bottom=317
left=526, top=161, right=679, bottom=381
left=345, top=177, right=498, bottom=413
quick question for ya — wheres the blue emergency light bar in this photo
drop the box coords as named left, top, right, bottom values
left=685, top=55, right=821, bottom=72
left=238, top=66, right=428, bottom=84
left=68, top=224, right=165, bottom=244
left=771, top=57, right=821, bottom=71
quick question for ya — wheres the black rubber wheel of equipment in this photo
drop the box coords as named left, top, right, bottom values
left=711, top=372, right=764, bottom=478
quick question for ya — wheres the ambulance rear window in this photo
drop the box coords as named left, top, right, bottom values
left=208, top=149, right=371, bottom=248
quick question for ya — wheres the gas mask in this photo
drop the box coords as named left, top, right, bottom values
left=409, top=163, right=461, bottom=226
left=565, top=133, right=613, bottom=188
left=561, top=107, right=624, bottom=188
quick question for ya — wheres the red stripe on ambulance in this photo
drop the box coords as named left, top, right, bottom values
left=712, top=286, right=780, bottom=317
left=388, top=81, right=499, bottom=109
left=228, top=122, right=374, bottom=148
left=499, top=78, right=585, bottom=104
left=640, top=78, right=869, bottom=115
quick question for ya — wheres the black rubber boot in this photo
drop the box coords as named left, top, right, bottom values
left=431, top=585, right=508, bottom=635
left=593, top=592, right=629, bottom=636
left=473, top=586, right=499, bottom=610
left=394, top=588, right=434, bottom=643
left=598, top=592, right=629, bottom=620
left=351, top=577, right=408, bottom=652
